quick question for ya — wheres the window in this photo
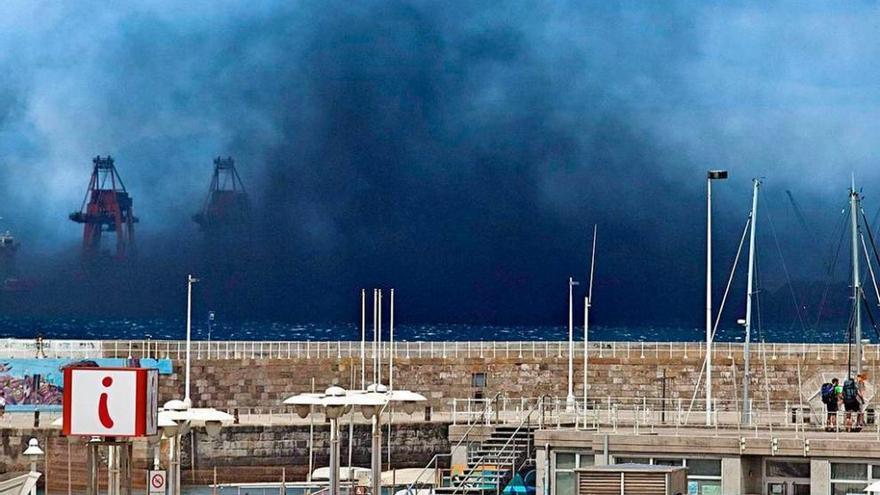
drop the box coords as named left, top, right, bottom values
left=767, top=460, right=810, bottom=479
left=471, top=373, right=487, bottom=388
left=687, top=459, right=722, bottom=477
left=552, top=451, right=594, bottom=495
left=609, top=456, right=722, bottom=493
left=831, top=463, right=874, bottom=495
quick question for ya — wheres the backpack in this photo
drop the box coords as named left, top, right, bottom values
left=821, top=383, right=835, bottom=404
left=843, top=379, right=858, bottom=402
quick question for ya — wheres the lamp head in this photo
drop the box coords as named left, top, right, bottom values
left=324, top=386, right=346, bottom=397
left=23, top=438, right=43, bottom=457
left=325, top=404, right=345, bottom=419
left=204, top=420, right=222, bottom=438
left=361, top=404, right=377, bottom=419
left=163, top=399, right=189, bottom=412
left=367, top=383, right=388, bottom=394
left=707, top=170, right=728, bottom=180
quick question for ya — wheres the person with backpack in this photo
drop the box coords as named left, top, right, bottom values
left=822, top=378, right=840, bottom=431
left=856, top=373, right=868, bottom=428
left=842, top=376, right=861, bottom=431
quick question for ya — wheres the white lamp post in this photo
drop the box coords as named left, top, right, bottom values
left=706, top=170, right=728, bottom=425
left=23, top=438, right=43, bottom=495
left=285, top=386, right=426, bottom=495
left=185, top=274, right=199, bottom=408
left=162, top=273, right=233, bottom=495
left=567, top=276, right=579, bottom=410
left=285, top=387, right=387, bottom=495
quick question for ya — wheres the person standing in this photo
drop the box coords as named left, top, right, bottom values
left=823, top=378, right=840, bottom=431
left=856, top=373, right=868, bottom=428
left=843, top=376, right=861, bottom=431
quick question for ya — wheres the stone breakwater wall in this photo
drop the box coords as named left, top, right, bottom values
left=140, top=341, right=878, bottom=410
left=0, top=423, right=450, bottom=492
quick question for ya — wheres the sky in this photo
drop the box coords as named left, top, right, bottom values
left=1, top=1, right=879, bottom=327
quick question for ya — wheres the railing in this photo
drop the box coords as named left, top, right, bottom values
left=449, top=395, right=880, bottom=438
left=1, top=338, right=874, bottom=362
left=442, top=399, right=540, bottom=495
left=405, top=408, right=490, bottom=495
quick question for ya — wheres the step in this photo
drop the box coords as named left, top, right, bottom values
left=484, top=437, right=531, bottom=444
left=470, top=450, right=526, bottom=458
left=433, top=488, right=489, bottom=495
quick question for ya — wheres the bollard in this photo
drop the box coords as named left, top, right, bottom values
left=33, top=411, right=40, bottom=428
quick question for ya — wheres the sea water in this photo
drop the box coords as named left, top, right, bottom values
left=0, top=316, right=854, bottom=343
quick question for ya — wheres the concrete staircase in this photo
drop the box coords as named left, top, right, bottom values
left=435, top=426, right=534, bottom=495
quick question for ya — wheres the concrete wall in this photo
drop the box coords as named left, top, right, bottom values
left=0, top=422, right=450, bottom=493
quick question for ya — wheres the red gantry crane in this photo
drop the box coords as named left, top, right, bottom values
left=193, top=156, right=251, bottom=235
left=69, top=156, right=138, bottom=260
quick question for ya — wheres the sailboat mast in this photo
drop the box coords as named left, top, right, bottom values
left=850, top=178, right=863, bottom=375
left=742, top=179, right=760, bottom=425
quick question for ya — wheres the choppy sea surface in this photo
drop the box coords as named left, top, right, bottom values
left=0, top=316, right=857, bottom=343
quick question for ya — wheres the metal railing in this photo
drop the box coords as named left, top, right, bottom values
left=405, top=408, right=490, bottom=495
left=449, top=395, right=880, bottom=437
left=441, top=399, right=540, bottom=495
left=1, top=338, right=874, bottom=362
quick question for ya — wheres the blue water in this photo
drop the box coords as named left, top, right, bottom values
left=0, top=316, right=854, bottom=342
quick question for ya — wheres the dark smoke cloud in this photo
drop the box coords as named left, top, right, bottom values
left=1, top=1, right=878, bottom=328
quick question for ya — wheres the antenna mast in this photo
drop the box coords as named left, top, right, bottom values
left=850, top=177, right=863, bottom=375
left=742, top=179, right=760, bottom=425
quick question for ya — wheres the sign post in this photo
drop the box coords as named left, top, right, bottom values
left=148, top=470, right=167, bottom=495
left=63, top=368, right=159, bottom=495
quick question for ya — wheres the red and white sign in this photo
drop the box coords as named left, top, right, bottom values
left=148, top=470, right=166, bottom=495
left=62, top=367, right=158, bottom=437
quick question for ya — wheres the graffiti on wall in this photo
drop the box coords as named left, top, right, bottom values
left=0, top=358, right=173, bottom=411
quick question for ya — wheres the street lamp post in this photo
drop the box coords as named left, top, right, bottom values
left=286, top=386, right=426, bottom=495
left=23, top=438, right=43, bottom=495
left=706, top=170, right=728, bottom=425
left=185, top=274, right=199, bottom=408
left=567, top=276, right=579, bottom=410
left=163, top=274, right=233, bottom=495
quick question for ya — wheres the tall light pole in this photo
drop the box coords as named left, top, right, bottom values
left=361, top=289, right=366, bottom=389
left=583, top=224, right=597, bottom=416
left=567, top=276, right=579, bottom=410
left=185, top=274, right=199, bottom=408
left=163, top=274, right=232, bottom=495
left=706, top=170, right=728, bottom=425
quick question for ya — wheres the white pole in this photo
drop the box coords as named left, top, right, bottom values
left=851, top=177, right=863, bottom=375
left=373, top=289, right=378, bottom=386
left=329, top=417, right=339, bottom=495
left=742, top=179, right=760, bottom=424
left=185, top=274, right=198, bottom=407
left=583, top=296, right=589, bottom=412
left=371, top=413, right=381, bottom=495
left=378, top=289, right=383, bottom=386
left=584, top=225, right=597, bottom=412
left=361, top=289, right=366, bottom=390
left=389, top=288, right=394, bottom=390
left=706, top=176, right=713, bottom=425
left=567, top=276, right=578, bottom=409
